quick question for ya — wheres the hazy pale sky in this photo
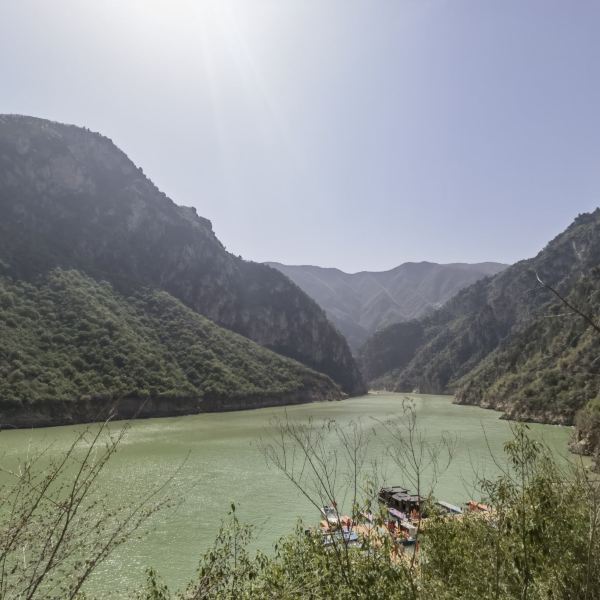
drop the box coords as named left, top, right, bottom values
left=1, top=1, right=599, bottom=271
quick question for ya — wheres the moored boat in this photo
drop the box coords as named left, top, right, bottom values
left=322, top=529, right=360, bottom=547
left=436, top=500, right=463, bottom=516
left=320, top=505, right=339, bottom=525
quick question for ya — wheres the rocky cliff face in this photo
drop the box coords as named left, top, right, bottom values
left=0, top=115, right=365, bottom=395
left=267, top=261, right=506, bottom=351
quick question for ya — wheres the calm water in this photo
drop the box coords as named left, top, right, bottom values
left=0, top=393, right=575, bottom=597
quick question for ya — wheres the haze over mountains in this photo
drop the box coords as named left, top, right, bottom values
left=0, top=114, right=597, bottom=470
left=267, top=261, right=507, bottom=351
left=0, top=115, right=365, bottom=426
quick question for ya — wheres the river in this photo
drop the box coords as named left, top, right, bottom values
left=0, top=393, right=575, bottom=597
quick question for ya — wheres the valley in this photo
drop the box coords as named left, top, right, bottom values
left=267, top=261, right=506, bottom=351
left=0, top=117, right=598, bottom=599
left=2, top=3, right=600, bottom=597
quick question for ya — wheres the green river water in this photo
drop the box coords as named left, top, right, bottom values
left=0, top=393, right=576, bottom=597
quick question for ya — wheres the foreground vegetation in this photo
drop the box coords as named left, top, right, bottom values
left=1, top=412, right=598, bottom=599
left=135, top=422, right=599, bottom=600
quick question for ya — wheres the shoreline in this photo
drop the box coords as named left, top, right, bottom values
left=0, top=387, right=344, bottom=431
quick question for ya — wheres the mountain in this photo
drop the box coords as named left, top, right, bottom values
left=0, top=269, right=341, bottom=427
left=0, top=115, right=365, bottom=423
left=360, top=210, right=600, bottom=467
left=266, top=261, right=507, bottom=352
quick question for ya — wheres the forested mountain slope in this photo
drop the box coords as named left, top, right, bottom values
left=453, top=271, right=600, bottom=460
left=360, top=210, right=600, bottom=466
left=0, top=115, right=365, bottom=397
left=0, top=269, right=341, bottom=427
left=267, top=261, right=506, bottom=351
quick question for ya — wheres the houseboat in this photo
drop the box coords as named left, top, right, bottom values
left=379, top=486, right=424, bottom=521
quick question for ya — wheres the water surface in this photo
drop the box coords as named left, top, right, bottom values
left=0, top=393, right=574, bottom=596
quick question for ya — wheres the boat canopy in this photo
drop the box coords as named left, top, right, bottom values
left=323, top=530, right=359, bottom=546
left=391, top=492, right=423, bottom=504
left=388, top=507, right=407, bottom=521
left=437, top=500, right=463, bottom=514
left=380, top=486, right=408, bottom=495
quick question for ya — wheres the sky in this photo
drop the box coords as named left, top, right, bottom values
left=1, top=1, right=599, bottom=272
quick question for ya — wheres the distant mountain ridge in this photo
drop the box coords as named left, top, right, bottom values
left=266, top=261, right=507, bottom=351
left=0, top=114, right=365, bottom=425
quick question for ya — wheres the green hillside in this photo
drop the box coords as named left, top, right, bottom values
left=455, top=272, right=600, bottom=460
left=0, top=115, right=364, bottom=396
left=0, top=268, right=340, bottom=426
left=360, top=210, right=600, bottom=468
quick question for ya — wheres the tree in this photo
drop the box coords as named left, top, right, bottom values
left=0, top=420, right=171, bottom=600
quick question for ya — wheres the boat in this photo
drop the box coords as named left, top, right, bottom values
left=380, top=486, right=463, bottom=520
left=466, top=500, right=490, bottom=513
left=436, top=500, right=463, bottom=516
left=378, top=486, right=409, bottom=505
left=386, top=510, right=418, bottom=545
left=378, top=486, right=424, bottom=520
left=320, top=505, right=340, bottom=525
left=322, top=529, right=360, bottom=547
left=388, top=507, right=408, bottom=522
